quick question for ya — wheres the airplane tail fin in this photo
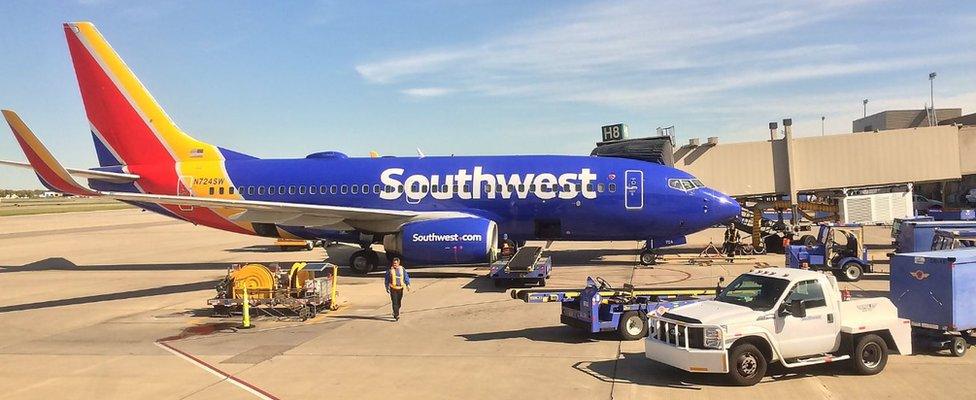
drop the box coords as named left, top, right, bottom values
left=3, top=110, right=98, bottom=196
left=63, top=22, right=254, bottom=167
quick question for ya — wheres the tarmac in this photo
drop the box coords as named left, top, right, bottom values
left=1, top=209, right=974, bottom=399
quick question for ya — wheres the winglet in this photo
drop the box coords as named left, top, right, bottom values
left=3, top=110, right=99, bottom=196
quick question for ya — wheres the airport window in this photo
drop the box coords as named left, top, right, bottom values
left=597, top=183, right=605, bottom=193
left=278, top=185, right=286, bottom=195
left=209, top=187, right=215, bottom=195
left=309, top=186, right=316, bottom=194
left=351, top=185, right=359, bottom=194
left=299, top=186, right=307, bottom=195
left=340, top=185, right=348, bottom=194
left=373, top=184, right=381, bottom=194
left=608, top=183, right=617, bottom=192
left=257, top=186, right=264, bottom=195
left=330, top=185, right=337, bottom=194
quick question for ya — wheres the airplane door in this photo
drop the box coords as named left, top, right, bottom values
left=177, top=176, right=194, bottom=212
left=624, top=170, right=643, bottom=210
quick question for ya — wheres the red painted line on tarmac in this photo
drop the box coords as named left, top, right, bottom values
left=155, top=340, right=280, bottom=400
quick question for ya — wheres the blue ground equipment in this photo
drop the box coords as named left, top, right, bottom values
left=890, top=249, right=976, bottom=357
left=488, top=246, right=552, bottom=287
left=511, top=277, right=716, bottom=340
left=930, top=229, right=976, bottom=251
left=895, top=220, right=976, bottom=253
left=926, top=209, right=976, bottom=221
left=891, top=216, right=933, bottom=246
left=786, top=223, right=872, bottom=282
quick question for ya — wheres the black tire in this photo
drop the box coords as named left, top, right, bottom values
left=728, top=343, right=767, bottom=386
left=305, top=241, right=314, bottom=251
left=639, top=250, right=657, bottom=266
left=950, top=336, right=968, bottom=357
left=799, top=234, right=818, bottom=246
left=841, top=262, right=863, bottom=282
left=617, top=311, right=647, bottom=341
left=851, top=334, right=888, bottom=375
left=349, top=250, right=376, bottom=275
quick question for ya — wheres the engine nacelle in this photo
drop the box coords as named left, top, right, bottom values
left=383, top=217, right=498, bottom=265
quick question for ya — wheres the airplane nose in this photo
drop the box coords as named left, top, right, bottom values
left=702, top=188, right=741, bottom=224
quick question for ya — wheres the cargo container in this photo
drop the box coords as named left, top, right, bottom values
left=890, top=249, right=976, bottom=356
left=894, top=220, right=976, bottom=253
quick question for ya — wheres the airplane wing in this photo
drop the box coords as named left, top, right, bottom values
left=0, top=159, right=140, bottom=184
left=2, top=109, right=472, bottom=233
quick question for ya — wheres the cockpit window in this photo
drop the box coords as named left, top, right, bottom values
left=668, top=178, right=705, bottom=192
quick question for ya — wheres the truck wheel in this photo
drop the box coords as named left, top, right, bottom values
left=852, top=334, right=888, bottom=375
left=617, top=311, right=648, bottom=341
left=639, top=250, right=657, bottom=266
left=348, top=250, right=376, bottom=275
left=728, top=344, right=766, bottom=386
left=950, top=336, right=968, bottom=357
left=841, top=262, right=863, bottom=282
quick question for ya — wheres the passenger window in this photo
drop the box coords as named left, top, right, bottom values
left=575, top=184, right=582, bottom=192
left=330, top=185, right=337, bottom=194
left=320, top=185, right=327, bottom=194
left=518, top=184, right=525, bottom=192
left=309, top=186, right=316, bottom=194
left=299, top=186, right=307, bottom=195
left=397, top=185, right=404, bottom=193
left=563, top=184, right=571, bottom=191
left=385, top=185, right=393, bottom=193
left=484, top=184, right=492, bottom=193
left=209, top=187, right=215, bottom=195
left=597, top=183, right=605, bottom=193
left=432, top=185, right=439, bottom=193
left=220, top=187, right=226, bottom=195
left=608, top=183, right=617, bottom=192
left=463, top=184, right=470, bottom=193
left=248, top=186, right=254, bottom=195
left=362, top=184, right=369, bottom=193
left=267, top=186, right=274, bottom=194
left=541, top=184, right=551, bottom=193
left=786, top=280, right=827, bottom=309
left=286, top=186, right=294, bottom=195
left=229, top=187, right=235, bottom=195
left=351, top=185, right=359, bottom=194
left=496, top=184, right=503, bottom=192
left=586, top=183, right=593, bottom=192
left=508, top=184, right=516, bottom=192
left=421, top=185, right=428, bottom=192
left=257, top=186, right=264, bottom=195
left=373, top=184, right=381, bottom=194
left=278, top=185, right=285, bottom=195
left=340, top=185, right=348, bottom=194
left=411, top=183, right=420, bottom=192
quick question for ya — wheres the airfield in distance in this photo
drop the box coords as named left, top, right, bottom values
left=1, top=207, right=974, bottom=400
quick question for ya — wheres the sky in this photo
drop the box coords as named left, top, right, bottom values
left=1, top=0, right=974, bottom=189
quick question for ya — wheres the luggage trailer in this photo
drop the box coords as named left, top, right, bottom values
left=511, top=277, right=718, bottom=340
left=488, top=246, right=552, bottom=287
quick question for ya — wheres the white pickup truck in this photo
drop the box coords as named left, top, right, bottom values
left=644, top=268, right=912, bottom=386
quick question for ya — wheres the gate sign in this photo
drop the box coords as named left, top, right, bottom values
left=601, top=123, right=629, bottom=142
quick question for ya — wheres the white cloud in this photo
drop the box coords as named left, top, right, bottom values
left=400, top=87, right=454, bottom=98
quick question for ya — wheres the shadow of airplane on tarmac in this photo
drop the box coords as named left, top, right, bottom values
left=0, top=257, right=236, bottom=273
left=0, top=279, right=219, bottom=314
left=456, top=325, right=603, bottom=344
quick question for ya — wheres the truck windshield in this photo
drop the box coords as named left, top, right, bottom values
left=715, top=275, right=789, bottom=311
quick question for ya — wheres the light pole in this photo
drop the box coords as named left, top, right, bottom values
left=929, top=72, right=937, bottom=125
left=862, top=99, right=868, bottom=117
left=821, top=116, right=825, bottom=136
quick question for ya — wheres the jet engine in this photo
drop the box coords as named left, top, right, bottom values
left=383, top=217, right=499, bottom=265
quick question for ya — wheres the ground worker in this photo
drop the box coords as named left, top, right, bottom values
left=500, top=242, right=514, bottom=260
left=384, top=257, right=411, bottom=321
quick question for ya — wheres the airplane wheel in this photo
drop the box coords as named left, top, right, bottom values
left=349, top=250, right=376, bottom=275
left=640, top=250, right=657, bottom=266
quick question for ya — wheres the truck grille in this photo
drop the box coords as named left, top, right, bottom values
left=650, top=319, right=708, bottom=349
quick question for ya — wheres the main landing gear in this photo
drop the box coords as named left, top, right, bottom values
left=349, top=250, right=379, bottom=275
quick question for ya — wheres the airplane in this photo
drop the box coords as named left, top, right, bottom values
left=2, top=22, right=742, bottom=274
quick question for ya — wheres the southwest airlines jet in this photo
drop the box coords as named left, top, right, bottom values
left=2, top=22, right=741, bottom=273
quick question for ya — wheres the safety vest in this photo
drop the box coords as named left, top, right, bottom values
left=390, top=267, right=405, bottom=289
